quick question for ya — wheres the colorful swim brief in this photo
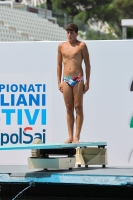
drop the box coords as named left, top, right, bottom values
left=63, top=76, right=83, bottom=87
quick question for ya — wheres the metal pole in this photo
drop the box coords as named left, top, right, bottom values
left=122, top=26, right=127, bottom=39
left=85, top=24, right=88, bottom=39
left=64, top=13, right=67, bottom=28
left=45, top=1, right=47, bottom=19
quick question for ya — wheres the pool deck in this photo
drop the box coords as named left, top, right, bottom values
left=0, top=165, right=133, bottom=186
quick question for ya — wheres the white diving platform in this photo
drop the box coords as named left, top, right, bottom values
left=0, top=141, right=108, bottom=170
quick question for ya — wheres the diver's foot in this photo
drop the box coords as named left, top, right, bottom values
left=72, top=136, right=80, bottom=144
left=64, top=138, right=73, bottom=144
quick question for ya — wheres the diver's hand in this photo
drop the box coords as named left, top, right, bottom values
left=83, top=82, right=89, bottom=94
left=58, top=83, right=63, bottom=93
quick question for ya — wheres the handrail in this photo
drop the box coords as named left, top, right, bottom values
left=0, top=1, right=13, bottom=9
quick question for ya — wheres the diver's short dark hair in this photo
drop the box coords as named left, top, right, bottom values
left=65, top=23, right=78, bottom=33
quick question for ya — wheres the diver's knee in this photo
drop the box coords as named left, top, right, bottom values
left=75, top=104, right=83, bottom=114
left=66, top=103, right=73, bottom=114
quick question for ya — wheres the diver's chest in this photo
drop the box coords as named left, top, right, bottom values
left=62, top=48, right=82, bottom=58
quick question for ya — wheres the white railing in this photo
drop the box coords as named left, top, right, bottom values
left=0, top=1, right=13, bottom=9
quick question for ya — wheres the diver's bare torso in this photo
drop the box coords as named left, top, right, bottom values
left=60, top=40, right=84, bottom=76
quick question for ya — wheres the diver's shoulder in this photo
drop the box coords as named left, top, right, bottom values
left=79, top=41, right=87, bottom=47
left=58, top=41, right=68, bottom=47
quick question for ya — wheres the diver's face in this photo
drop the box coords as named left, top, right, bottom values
left=67, top=30, right=78, bottom=42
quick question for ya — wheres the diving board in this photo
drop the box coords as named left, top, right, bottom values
left=0, top=140, right=108, bottom=170
left=0, top=142, right=107, bottom=151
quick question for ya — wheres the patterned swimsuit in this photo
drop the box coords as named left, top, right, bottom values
left=63, top=76, right=83, bottom=87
